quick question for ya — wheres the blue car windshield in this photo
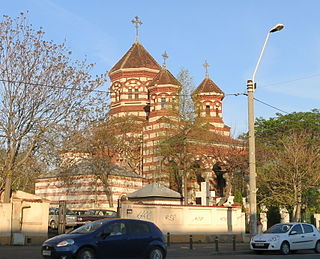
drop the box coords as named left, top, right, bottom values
left=71, top=221, right=104, bottom=234
left=265, top=224, right=293, bottom=233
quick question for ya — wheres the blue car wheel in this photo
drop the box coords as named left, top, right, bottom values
left=148, top=247, right=164, bottom=259
left=76, top=248, right=96, bottom=259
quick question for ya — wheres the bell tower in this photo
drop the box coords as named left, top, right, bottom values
left=192, top=61, right=230, bottom=136
left=108, top=17, right=161, bottom=120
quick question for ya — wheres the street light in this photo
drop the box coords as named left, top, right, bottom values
left=247, top=23, right=284, bottom=235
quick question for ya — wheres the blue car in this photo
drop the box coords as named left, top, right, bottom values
left=41, top=218, right=167, bottom=259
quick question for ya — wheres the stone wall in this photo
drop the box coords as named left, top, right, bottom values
left=0, top=203, right=12, bottom=245
left=0, top=191, right=50, bottom=245
left=120, top=202, right=245, bottom=235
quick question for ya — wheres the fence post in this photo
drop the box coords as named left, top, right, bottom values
left=232, top=235, right=236, bottom=251
left=215, top=236, right=219, bottom=252
left=167, top=232, right=170, bottom=247
left=189, top=234, right=193, bottom=250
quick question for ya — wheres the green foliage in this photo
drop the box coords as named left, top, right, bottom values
left=255, top=110, right=320, bottom=221
left=303, top=188, right=320, bottom=214
left=233, top=189, right=243, bottom=204
left=267, top=206, right=281, bottom=228
left=255, top=109, right=320, bottom=147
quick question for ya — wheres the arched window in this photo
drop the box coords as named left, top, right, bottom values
left=215, top=107, right=219, bottom=117
left=205, top=105, right=210, bottom=116
left=172, top=97, right=176, bottom=110
left=128, top=89, right=132, bottom=99
left=135, top=88, right=139, bottom=99
left=161, top=97, right=166, bottom=109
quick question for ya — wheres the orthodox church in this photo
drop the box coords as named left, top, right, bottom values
left=35, top=17, right=243, bottom=209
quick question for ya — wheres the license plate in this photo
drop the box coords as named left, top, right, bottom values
left=255, top=243, right=265, bottom=247
left=42, top=250, right=51, bottom=256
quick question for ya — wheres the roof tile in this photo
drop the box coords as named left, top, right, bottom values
left=109, top=42, right=161, bottom=73
left=149, top=67, right=182, bottom=87
left=193, top=77, right=224, bottom=95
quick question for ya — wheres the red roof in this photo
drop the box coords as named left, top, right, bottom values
left=149, top=67, right=182, bottom=87
left=109, top=42, right=161, bottom=74
left=193, top=77, right=224, bottom=96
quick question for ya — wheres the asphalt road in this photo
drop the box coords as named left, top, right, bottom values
left=0, top=244, right=319, bottom=259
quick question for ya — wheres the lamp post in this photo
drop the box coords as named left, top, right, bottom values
left=248, top=24, right=284, bottom=235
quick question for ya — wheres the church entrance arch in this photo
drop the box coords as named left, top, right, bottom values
left=213, top=162, right=226, bottom=197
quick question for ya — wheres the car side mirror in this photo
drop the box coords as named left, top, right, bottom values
left=290, top=230, right=298, bottom=235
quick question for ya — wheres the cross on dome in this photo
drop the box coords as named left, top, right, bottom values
left=162, top=51, right=169, bottom=68
left=131, top=16, right=143, bottom=42
left=203, top=60, right=210, bottom=78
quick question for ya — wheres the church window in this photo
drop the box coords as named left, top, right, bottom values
left=172, top=97, right=176, bottom=110
left=135, top=88, right=139, bottom=99
left=205, top=105, right=210, bottom=116
left=216, top=107, right=219, bottom=117
left=128, top=89, right=132, bottom=99
left=117, top=91, right=121, bottom=101
left=161, top=97, right=166, bottom=109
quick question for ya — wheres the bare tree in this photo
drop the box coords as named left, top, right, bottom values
left=0, top=13, right=107, bottom=202
left=257, top=131, right=320, bottom=221
left=91, top=115, right=145, bottom=175
left=176, top=68, right=195, bottom=121
left=159, top=119, right=247, bottom=203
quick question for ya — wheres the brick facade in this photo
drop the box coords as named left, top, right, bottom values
left=35, top=40, right=243, bottom=208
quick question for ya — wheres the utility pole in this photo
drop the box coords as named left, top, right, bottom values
left=247, top=79, right=257, bottom=235
left=247, top=24, right=284, bottom=236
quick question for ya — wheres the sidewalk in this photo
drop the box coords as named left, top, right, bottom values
left=0, top=242, right=253, bottom=259
left=167, top=242, right=253, bottom=257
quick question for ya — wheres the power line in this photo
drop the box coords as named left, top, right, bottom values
left=0, top=78, right=243, bottom=97
left=234, top=93, right=288, bottom=114
left=0, top=78, right=294, bottom=113
left=253, top=97, right=288, bottom=114
left=259, top=73, right=320, bottom=88
left=0, top=79, right=107, bottom=94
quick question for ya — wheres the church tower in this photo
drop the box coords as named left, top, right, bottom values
left=108, top=17, right=161, bottom=120
left=192, top=61, right=230, bottom=136
left=147, top=52, right=181, bottom=122
left=142, top=52, right=182, bottom=182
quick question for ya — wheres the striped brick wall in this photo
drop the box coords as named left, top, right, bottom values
left=35, top=174, right=142, bottom=209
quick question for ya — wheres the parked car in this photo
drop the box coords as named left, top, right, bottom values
left=75, top=209, right=118, bottom=226
left=250, top=222, right=320, bottom=254
left=70, top=209, right=87, bottom=216
left=41, top=218, right=167, bottom=259
left=48, top=208, right=78, bottom=229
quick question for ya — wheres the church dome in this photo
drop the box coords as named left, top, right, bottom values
left=109, top=42, right=161, bottom=75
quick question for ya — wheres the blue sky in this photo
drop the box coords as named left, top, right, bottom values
left=2, top=0, right=320, bottom=137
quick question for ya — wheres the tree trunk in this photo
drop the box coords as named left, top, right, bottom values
left=295, top=181, right=302, bottom=222
left=292, top=181, right=302, bottom=222
left=3, top=173, right=12, bottom=203
left=292, top=205, right=297, bottom=222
